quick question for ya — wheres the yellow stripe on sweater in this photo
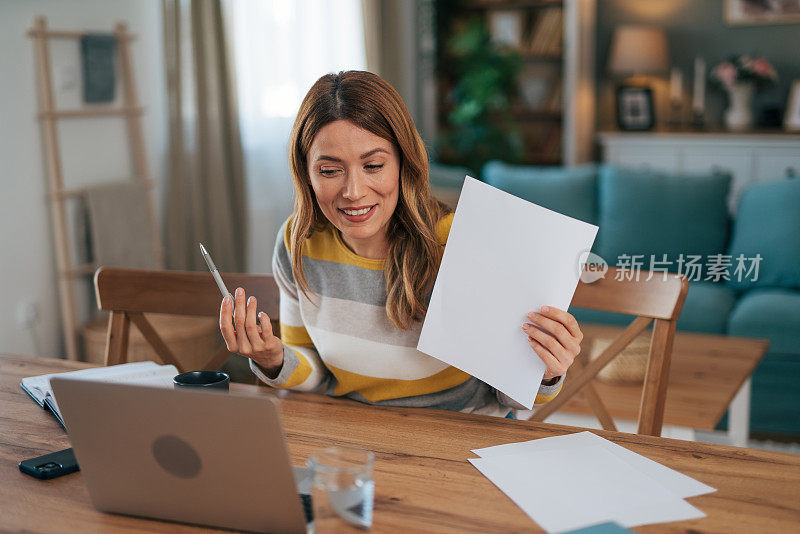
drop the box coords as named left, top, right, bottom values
left=306, top=226, right=384, bottom=269
left=274, top=347, right=313, bottom=389
left=279, top=322, right=314, bottom=347
left=284, top=213, right=456, bottom=270
left=533, top=378, right=564, bottom=405
left=284, top=217, right=383, bottom=270
left=325, top=362, right=472, bottom=402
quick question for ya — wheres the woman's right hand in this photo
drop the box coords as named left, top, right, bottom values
left=220, top=287, right=284, bottom=377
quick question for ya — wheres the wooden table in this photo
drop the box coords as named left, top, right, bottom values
left=2, top=354, right=799, bottom=533
left=551, top=325, right=768, bottom=445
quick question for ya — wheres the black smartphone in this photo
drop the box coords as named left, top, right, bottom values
left=19, top=448, right=79, bottom=480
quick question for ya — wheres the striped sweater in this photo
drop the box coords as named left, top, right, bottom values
left=250, top=214, right=564, bottom=417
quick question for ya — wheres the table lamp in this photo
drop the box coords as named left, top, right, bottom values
left=608, top=25, right=668, bottom=130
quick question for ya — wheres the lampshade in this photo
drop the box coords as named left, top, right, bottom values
left=608, top=25, right=669, bottom=76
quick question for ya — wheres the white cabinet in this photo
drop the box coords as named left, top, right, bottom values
left=754, top=147, right=800, bottom=182
left=607, top=145, right=681, bottom=172
left=598, top=132, right=800, bottom=213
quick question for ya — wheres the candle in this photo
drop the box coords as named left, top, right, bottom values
left=670, top=68, right=682, bottom=104
left=693, top=57, right=705, bottom=113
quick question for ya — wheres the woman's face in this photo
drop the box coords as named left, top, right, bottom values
left=307, top=119, right=400, bottom=259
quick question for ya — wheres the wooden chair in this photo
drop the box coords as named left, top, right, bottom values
left=93, top=267, right=279, bottom=373
left=529, top=267, right=689, bottom=437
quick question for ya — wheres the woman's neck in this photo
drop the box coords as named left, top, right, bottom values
left=340, top=232, right=389, bottom=260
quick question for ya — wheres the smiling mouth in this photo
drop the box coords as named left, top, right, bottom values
left=339, top=205, right=376, bottom=216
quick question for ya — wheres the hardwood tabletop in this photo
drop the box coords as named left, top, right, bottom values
left=1, top=353, right=799, bottom=533
left=561, top=325, right=769, bottom=429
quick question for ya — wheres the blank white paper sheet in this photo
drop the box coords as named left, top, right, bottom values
left=470, top=431, right=715, bottom=532
left=417, top=176, right=598, bottom=408
left=469, top=445, right=704, bottom=533
left=472, top=431, right=716, bottom=499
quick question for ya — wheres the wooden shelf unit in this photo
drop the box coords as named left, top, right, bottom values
left=435, top=0, right=595, bottom=170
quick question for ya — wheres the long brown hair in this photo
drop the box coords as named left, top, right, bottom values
left=288, top=70, right=449, bottom=330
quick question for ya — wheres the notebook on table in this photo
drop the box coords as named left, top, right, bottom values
left=20, top=361, right=177, bottom=428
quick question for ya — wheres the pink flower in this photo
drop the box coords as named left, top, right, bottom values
left=712, top=54, right=777, bottom=90
left=713, top=62, right=737, bottom=89
left=751, top=57, right=777, bottom=80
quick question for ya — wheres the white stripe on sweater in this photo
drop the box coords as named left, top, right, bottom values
left=305, top=326, right=450, bottom=380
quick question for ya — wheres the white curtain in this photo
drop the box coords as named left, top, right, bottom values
left=229, top=0, right=367, bottom=273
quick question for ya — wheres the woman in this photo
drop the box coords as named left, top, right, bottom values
left=220, top=71, right=582, bottom=417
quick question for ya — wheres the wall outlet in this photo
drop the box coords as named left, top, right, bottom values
left=16, top=301, right=39, bottom=328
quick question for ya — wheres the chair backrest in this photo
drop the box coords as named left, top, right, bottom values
left=93, top=267, right=279, bottom=373
left=529, top=267, right=689, bottom=437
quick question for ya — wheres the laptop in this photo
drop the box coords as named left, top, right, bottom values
left=49, top=377, right=312, bottom=533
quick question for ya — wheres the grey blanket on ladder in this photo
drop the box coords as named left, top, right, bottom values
left=84, top=181, right=158, bottom=270
left=81, top=33, right=116, bottom=103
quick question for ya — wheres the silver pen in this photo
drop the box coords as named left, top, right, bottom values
left=199, top=243, right=235, bottom=313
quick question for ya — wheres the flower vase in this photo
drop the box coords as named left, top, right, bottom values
left=724, top=82, right=754, bottom=131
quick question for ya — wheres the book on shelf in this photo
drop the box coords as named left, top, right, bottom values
left=527, top=10, right=547, bottom=54
left=546, top=9, right=563, bottom=55
left=527, top=8, right=562, bottom=56
left=20, top=361, right=178, bottom=428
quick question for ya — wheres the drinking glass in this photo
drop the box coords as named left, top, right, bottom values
left=307, top=447, right=375, bottom=532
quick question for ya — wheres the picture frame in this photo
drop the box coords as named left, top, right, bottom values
left=725, top=0, right=800, bottom=26
left=488, top=10, right=524, bottom=49
left=616, top=86, right=655, bottom=131
left=785, top=80, right=800, bottom=132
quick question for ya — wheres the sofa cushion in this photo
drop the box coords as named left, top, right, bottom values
left=728, top=289, right=800, bottom=354
left=429, top=162, right=472, bottom=208
left=717, top=351, right=800, bottom=437
left=726, top=178, right=800, bottom=290
left=676, top=281, right=737, bottom=335
left=749, top=352, right=800, bottom=436
left=569, top=307, right=632, bottom=328
left=429, top=162, right=472, bottom=190
left=482, top=161, right=597, bottom=224
left=596, top=166, right=730, bottom=275
left=571, top=281, right=735, bottom=335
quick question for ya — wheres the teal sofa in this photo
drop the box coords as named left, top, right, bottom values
left=450, top=161, right=800, bottom=438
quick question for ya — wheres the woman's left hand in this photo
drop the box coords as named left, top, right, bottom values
left=522, top=306, right=583, bottom=380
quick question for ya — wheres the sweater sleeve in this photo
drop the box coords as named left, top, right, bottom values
left=250, top=221, right=331, bottom=392
left=495, top=375, right=565, bottom=410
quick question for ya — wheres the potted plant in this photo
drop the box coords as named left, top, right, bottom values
left=710, top=55, right=778, bottom=131
left=436, top=17, right=523, bottom=174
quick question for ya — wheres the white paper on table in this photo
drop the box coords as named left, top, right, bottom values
left=471, top=431, right=716, bottom=498
left=469, top=445, right=702, bottom=533
left=417, top=177, right=598, bottom=408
